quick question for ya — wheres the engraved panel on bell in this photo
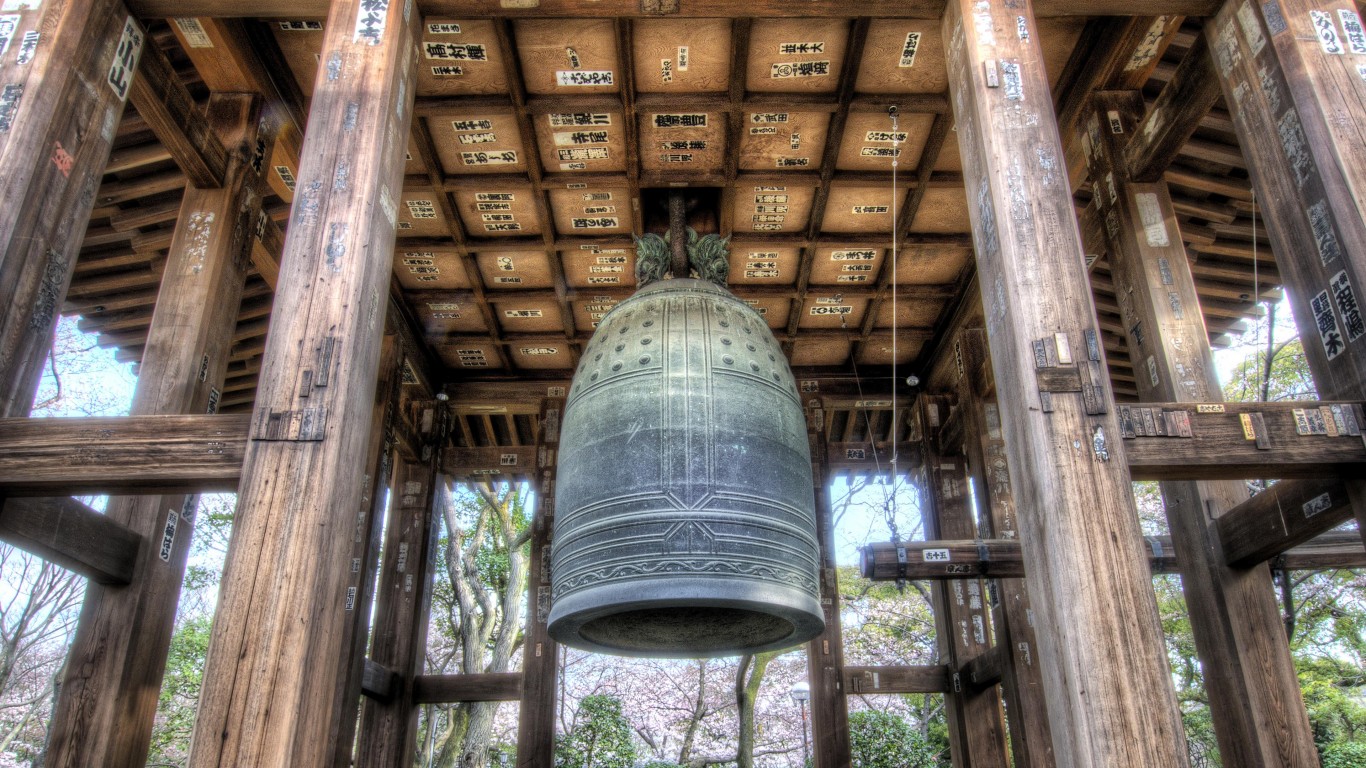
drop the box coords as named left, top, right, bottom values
left=549, top=278, right=823, bottom=657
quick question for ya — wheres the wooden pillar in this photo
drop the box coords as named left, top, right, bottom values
left=0, top=0, right=133, bottom=414
left=1205, top=0, right=1366, bottom=535
left=45, top=93, right=270, bottom=768
left=915, top=394, right=1009, bottom=768
left=331, top=334, right=404, bottom=766
left=1085, top=89, right=1320, bottom=767
left=356, top=429, right=443, bottom=767
left=516, top=397, right=564, bottom=768
left=941, top=1, right=1191, bottom=765
left=804, top=407, right=849, bottom=768
left=187, top=0, right=415, bottom=763
left=954, top=330, right=1056, bottom=768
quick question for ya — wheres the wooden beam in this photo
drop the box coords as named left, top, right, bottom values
left=0, top=497, right=140, bottom=585
left=0, top=413, right=247, bottom=495
left=844, top=665, right=950, bottom=695
left=915, top=396, right=1008, bottom=766
left=1271, top=531, right=1366, bottom=571
left=862, top=533, right=1366, bottom=579
left=1086, top=88, right=1318, bottom=765
left=1206, top=1, right=1366, bottom=403
left=1207, top=0, right=1366, bottom=547
left=1124, top=35, right=1223, bottom=182
left=861, top=539, right=1028, bottom=580
left=515, top=398, right=562, bottom=768
left=804, top=421, right=850, bottom=768
left=943, top=2, right=1190, bottom=764
left=2, top=402, right=1357, bottom=496
left=45, top=94, right=272, bottom=768
left=413, top=673, right=524, bottom=704
left=1119, top=400, right=1366, bottom=479
left=356, top=452, right=443, bottom=767
left=443, top=445, right=539, bottom=477
left=0, top=0, right=132, bottom=416
left=1053, top=16, right=1182, bottom=184
left=952, top=329, right=1054, bottom=768
left=125, top=0, right=1224, bottom=18
left=169, top=18, right=306, bottom=203
left=186, top=0, right=416, bottom=763
left=1218, top=478, right=1355, bottom=568
left=127, top=28, right=227, bottom=188
left=960, top=646, right=1004, bottom=690
left=330, top=336, right=406, bottom=767
left=361, top=659, right=398, bottom=703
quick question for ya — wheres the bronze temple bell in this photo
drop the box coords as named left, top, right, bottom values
left=548, top=211, right=824, bottom=658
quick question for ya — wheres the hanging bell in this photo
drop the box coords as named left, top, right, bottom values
left=548, top=277, right=824, bottom=657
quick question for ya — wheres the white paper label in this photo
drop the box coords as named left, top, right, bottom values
left=106, top=17, right=144, bottom=101
left=174, top=18, right=214, bottom=48
left=1135, top=192, right=1169, bottom=247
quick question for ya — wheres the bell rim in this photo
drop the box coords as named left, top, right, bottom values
left=546, top=576, right=825, bottom=659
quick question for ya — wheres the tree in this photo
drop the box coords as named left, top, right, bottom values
left=556, top=695, right=637, bottom=768
left=420, top=483, right=531, bottom=768
left=1148, top=299, right=1366, bottom=766
left=0, top=316, right=134, bottom=765
left=0, top=550, right=83, bottom=763
left=847, top=710, right=937, bottom=768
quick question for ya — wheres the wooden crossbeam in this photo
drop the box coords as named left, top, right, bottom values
left=843, top=665, right=949, bottom=695
left=412, top=673, right=523, bottom=704
left=0, top=414, right=247, bottom=495
left=960, top=645, right=1004, bottom=690
left=0, top=497, right=140, bottom=585
left=125, top=0, right=1224, bottom=18
left=4, top=401, right=1363, bottom=493
left=443, top=445, right=538, bottom=471
left=1217, top=479, right=1356, bottom=568
left=128, top=28, right=227, bottom=188
left=862, top=533, right=1366, bottom=580
left=1120, top=401, right=1366, bottom=480
left=1123, top=35, right=1221, bottom=182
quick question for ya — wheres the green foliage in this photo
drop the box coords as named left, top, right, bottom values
left=1222, top=337, right=1316, bottom=403
left=641, top=761, right=689, bottom=768
left=146, top=612, right=214, bottom=765
left=1322, top=740, right=1366, bottom=768
left=555, top=695, right=638, bottom=768
left=847, top=710, right=937, bottom=768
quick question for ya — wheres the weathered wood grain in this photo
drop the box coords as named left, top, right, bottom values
left=0, top=0, right=131, bottom=416
left=356, top=428, right=443, bottom=767
left=1120, top=400, right=1366, bottom=479
left=862, top=534, right=1366, bottom=579
left=186, top=0, right=416, bottom=763
left=916, top=395, right=1008, bottom=766
left=127, top=28, right=227, bottom=188
left=953, top=330, right=1055, bottom=768
left=45, top=94, right=270, bottom=768
left=943, top=1, right=1191, bottom=764
left=1124, top=36, right=1222, bottom=181
left=0, top=414, right=247, bottom=495
left=414, top=673, right=524, bottom=704
left=1218, top=478, right=1354, bottom=567
left=0, top=496, right=140, bottom=585
left=1087, top=88, right=1318, bottom=766
left=803, top=415, right=850, bottom=768
left=125, top=0, right=1224, bottom=18
left=843, top=665, right=950, bottom=694
left=329, top=335, right=404, bottom=767
left=515, top=397, right=563, bottom=768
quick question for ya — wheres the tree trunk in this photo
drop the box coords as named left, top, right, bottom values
left=677, top=660, right=708, bottom=765
left=735, top=651, right=776, bottom=768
